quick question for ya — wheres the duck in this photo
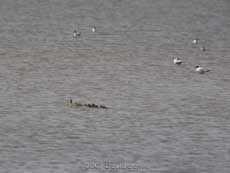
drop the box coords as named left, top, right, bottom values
left=65, top=99, right=73, bottom=107
left=195, top=66, right=210, bottom=74
left=173, top=58, right=182, bottom=65
left=73, top=30, right=81, bottom=38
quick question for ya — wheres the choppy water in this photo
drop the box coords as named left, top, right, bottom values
left=0, top=0, right=230, bottom=172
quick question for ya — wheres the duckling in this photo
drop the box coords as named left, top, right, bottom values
left=173, top=58, right=182, bottom=65
left=73, top=102, right=82, bottom=107
left=87, top=104, right=93, bottom=107
left=100, top=105, right=108, bottom=109
left=92, top=104, right=99, bottom=108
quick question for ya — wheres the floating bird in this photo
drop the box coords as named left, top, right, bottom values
left=92, top=104, right=98, bottom=108
left=195, top=66, right=210, bottom=74
left=173, top=58, right=182, bottom=65
left=193, top=39, right=199, bottom=44
left=200, top=46, right=206, bottom=51
left=100, top=105, right=108, bottom=109
left=92, top=26, right=96, bottom=32
left=73, top=102, right=82, bottom=107
left=65, top=99, right=73, bottom=107
left=73, top=30, right=81, bottom=38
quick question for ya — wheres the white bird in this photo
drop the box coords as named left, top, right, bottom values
left=193, top=39, right=199, bottom=44
left=73, top=30, right=81, bottom=38
left=173, top=58, right=182, bottom=65
left=92, top=26, right=96, bottom=32
left=195, top=66, right=210, bottom=74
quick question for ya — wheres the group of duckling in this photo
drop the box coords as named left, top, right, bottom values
left=65, top=99, right=108, bottom=109
left=173, top=38, right=210, bottom=74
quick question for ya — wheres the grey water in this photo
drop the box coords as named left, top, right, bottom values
left=0, top=0, right=230, bottom=172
